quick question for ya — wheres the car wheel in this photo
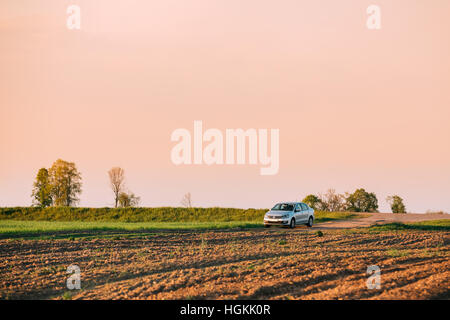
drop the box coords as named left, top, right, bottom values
left=290, top=218, right=296, bottom=229
left=306, top=217, right=313, bottom=227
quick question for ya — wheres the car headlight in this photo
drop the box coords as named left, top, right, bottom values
left=281, top=214, right=289, bottom=219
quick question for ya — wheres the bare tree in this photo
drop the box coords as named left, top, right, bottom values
left=108, top=167, right=125, bottom=208
left=118, top=191, right=140, bottom=208
left=319, top=189, right=346, bottom=212
left=180, top=192, right=192, bottom=208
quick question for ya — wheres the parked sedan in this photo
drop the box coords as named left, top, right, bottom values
left=263, top=202, right=314, bottom=228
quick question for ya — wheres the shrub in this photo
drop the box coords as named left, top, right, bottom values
left=426, top=210, right=448, bottom=215
left=386, top=195, right=406, bottom=213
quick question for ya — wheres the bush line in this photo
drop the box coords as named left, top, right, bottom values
left=0, top=207, right=268, bottom=222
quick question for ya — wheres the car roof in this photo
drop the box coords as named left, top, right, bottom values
left=276, top=202, right=303, bottom=205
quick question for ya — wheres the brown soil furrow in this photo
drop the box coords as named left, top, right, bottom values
left=1, top=229, right=448, bottom=300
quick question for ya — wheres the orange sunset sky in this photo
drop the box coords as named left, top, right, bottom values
left=1, top=0, right=449, bottom=212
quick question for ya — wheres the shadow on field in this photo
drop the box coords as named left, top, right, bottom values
left=368, top=222, right=450, bottom=232
left=0, top=226, right=271, bottom=240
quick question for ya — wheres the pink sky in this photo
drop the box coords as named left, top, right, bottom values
left=1, top=1, right=449, bottom=212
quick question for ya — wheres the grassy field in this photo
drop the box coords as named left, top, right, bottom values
left=0, top=207, right=366, bottom=223
left=0, top=208, right=450, bottom=239
left=0, top=207, right=367, bottom=239
left=0, top=220, right=263, bottom=240
left=368, top=219, right=450, bottom=232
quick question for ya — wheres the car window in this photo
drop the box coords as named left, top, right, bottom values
left=272, top=203, right=294, bottom=211
left=295, top=204, right=301, bottom=211
left=300, top=203, right=308, bottom=211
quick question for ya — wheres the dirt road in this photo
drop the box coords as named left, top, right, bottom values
left=311, top=213, right=450, bottom=230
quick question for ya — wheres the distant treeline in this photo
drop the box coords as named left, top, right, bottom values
left=30, top=159, right=409, bottom=214
left=0, top=207, right=268, bottom=222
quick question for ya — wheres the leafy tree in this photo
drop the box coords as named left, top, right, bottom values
left=118, top=192, right=140, bottom=208
left=31, top=168, right=52, bottom=207
left=48, top=159, right=82, bottom=206
left=108, top=167, right=125, bottom=208
left=386, top=195, right=406, bottom=213
left=345, top=188, right=378, bottom=212
left=302, top=194, right=322, bottom=210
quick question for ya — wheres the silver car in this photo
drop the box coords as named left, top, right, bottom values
left=264, top=202, right=315, bottom=228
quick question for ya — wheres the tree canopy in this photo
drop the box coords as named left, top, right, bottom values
left=302, top=194, right=322, bottom=210
left=345, top=188, right=378, bottom=212
left=48, top=159, right=82, bottom=206
left=31, top=168, right=52, bottom=207
left=386, top=195, right=406, bottom=213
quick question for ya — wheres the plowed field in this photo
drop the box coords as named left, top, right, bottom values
left=1, top=227, right=448, bottom=300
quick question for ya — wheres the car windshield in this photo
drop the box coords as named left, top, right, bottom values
left=271, top=203, right=294, bottom=211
